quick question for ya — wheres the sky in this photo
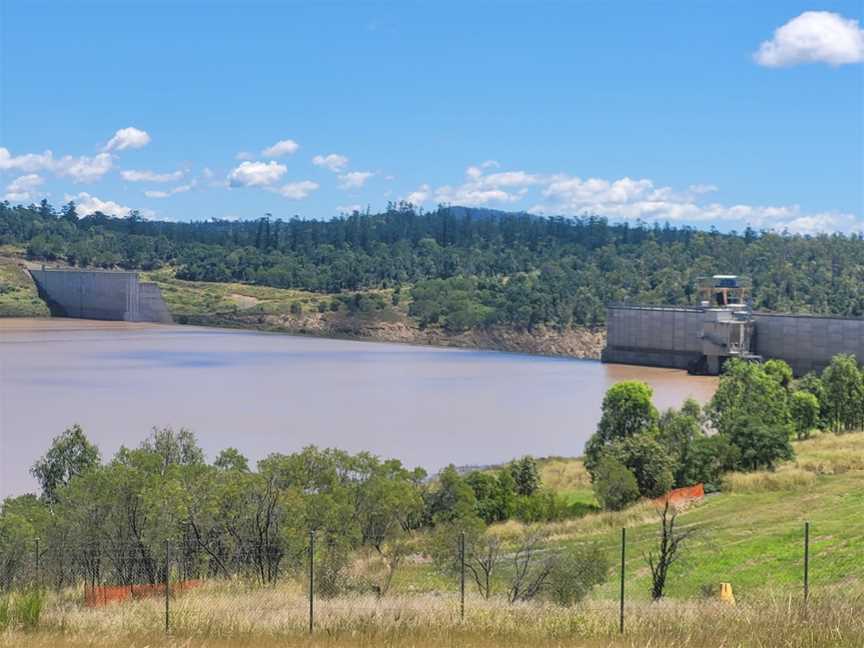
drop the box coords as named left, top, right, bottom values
left=0, top=0, right=862, bottom=234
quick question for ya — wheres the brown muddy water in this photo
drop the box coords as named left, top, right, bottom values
left=0, top=319, right=717, bottom=496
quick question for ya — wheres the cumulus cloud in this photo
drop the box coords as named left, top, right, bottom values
left=64, top=192, right=133, bottom=217
left=338, top=171, right=374, bottom=189
left=3, top=174, right=44, bottom=202
left=262, top=139, right=300, bottom=158
left=405, top=163, right=859, bottom=234
left=755, top=11, right=864, bottom=67
left=145, top=182, right=195, bottom=198
left=534, top=173, right=860, bottom=234
left=274, top=180, right=319, bottom=199
left=103, top=127, right=151, bottom=152
left=405, top=184, right=432, bottom=206
left=228, top=161, right=287, bottom=187
left=0, top=147, right=112, bottom=183
left=0, top=148, right=55, bottom=173
left=55, top=153, right=113, bottom=183
left=312, top=153, right=349, bottom=172
left=121, top=169, right=184, bottom=183
left=337, top=204, right=363, bottom=214
left=432, top=164, right=542, bottom=205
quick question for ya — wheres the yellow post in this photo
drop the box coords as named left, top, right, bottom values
left=719, top=582, right=735, bottom=605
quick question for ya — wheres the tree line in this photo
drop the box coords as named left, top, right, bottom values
left=587, top=353, right=864, bottom=511
left=3, top=199, right=863, bottom=330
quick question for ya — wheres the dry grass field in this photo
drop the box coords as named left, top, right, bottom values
left=3, top=583, right=863, bottom=647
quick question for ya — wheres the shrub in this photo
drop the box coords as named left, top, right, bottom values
left=790, top=391, right=820, bottom=440
left=725, top=418, right=794, bottom=471
left=592, top=456, right=640, bottom=511
left=609, top=434, right=675, bottom=498
left=546, top=545, right=609, bottom=606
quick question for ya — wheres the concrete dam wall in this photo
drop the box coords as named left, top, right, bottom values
left=29, top=269, right=173, bottom=324
left=603, top=305, right=863, bottom=376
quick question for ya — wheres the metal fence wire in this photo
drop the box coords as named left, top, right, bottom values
left=0, top=521, right=826, bottom=636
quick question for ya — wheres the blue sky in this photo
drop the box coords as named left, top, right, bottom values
left=1, top=0, right=862, bottom=233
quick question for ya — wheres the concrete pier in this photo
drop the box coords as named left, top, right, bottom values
left=29, top=268, right=173, bottom=324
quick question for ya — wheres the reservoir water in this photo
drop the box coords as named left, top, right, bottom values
left=0, top=319, right=717, bottom=496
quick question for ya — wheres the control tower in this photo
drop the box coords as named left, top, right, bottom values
left=695, top=275, right=760, bottom=374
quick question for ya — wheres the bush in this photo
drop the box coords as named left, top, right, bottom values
left=609, top=434, right=674, bottom=498
left=592, top=456, right=640, bottom=511
left=547, top=545, right=609, bottom=606
left=725, top=418, right=794, bottom=471
left=791, top=391, right=820, bottom=440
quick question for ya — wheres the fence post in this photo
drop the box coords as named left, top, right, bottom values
left=804, top=521, right=810, bottom=604
left=164, top=539, right=170, bottom=634
left=619, top=528, right=626, bottom=634
left=35, top=536, right=40, bottom=589
left=459, top=531, right=466, bottom=622
left=308, top=531, right=315, bottom=635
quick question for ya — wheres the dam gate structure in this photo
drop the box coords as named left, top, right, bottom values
left=29, top=268, right=173, bottom=324
left=602, top=275, right=864, bottom=376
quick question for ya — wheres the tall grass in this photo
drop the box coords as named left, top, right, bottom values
left=3, top=582, right=862, bottom=647
left=0, top=589, right=44, bottom=631
left=721, top=468, right=817, bottom=493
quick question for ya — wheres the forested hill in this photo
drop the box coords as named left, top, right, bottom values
left=2, top=200, right=863, bottom=330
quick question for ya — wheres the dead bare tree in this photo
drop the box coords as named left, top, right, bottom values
left=507, top=530, right=554, bottom=603
left=465, top=533, right=502, bottom=599
left=646, top=500, right=696, bottom=600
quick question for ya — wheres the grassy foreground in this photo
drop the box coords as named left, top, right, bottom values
left=4, top=433, right=863, bottom=647
left=4, top=584, right=863, bottom=648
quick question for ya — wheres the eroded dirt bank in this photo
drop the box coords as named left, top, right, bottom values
left=181, top=310, right=606, bottom=359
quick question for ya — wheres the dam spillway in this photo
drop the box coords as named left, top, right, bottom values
left=29, top=268, right=173, bottom=324
left=602, top=305, right=864, bottom=376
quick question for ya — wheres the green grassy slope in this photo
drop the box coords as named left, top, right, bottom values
left=400, top=433, right=864, bottom=602
left=554, top=433, right=864, bottom=602
left=0, top=253, right=50, bottom=317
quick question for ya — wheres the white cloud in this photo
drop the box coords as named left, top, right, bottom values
left=65, top=192, right=132, bottom=217
left=533, top=173, right=861, bottom=233
left=406, top=163, right=859, bottom=233
left=0, top=147, right=112, bottom=183
left=262, top=139, right=300, bottom=158
left=121, top=169, right=184, bottom=182
left=755, top=11, right=864, bottom=67
left=3, top=174, right=44, bottom=202
left=235, top=151, right=255, bottom=161
left=432, top=164, right=542, bottom=205
left=0, top=148, right=55, bottom=173
left=338, top=171, right=374, bottom=189
left=312, top=153, right=349, bottom=172
left=405, top=184, right=432, bottom=206
left=103, top=127, right=151, bottom=152
left=337, top=204, right=363, bottom=214
left=228, top=160, right=287, bottom=187
left=145, top=182, right=195, bottom=198
left=55, top=153, right=113, bottom=183
left=274, top=180, right=319, bottom=199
